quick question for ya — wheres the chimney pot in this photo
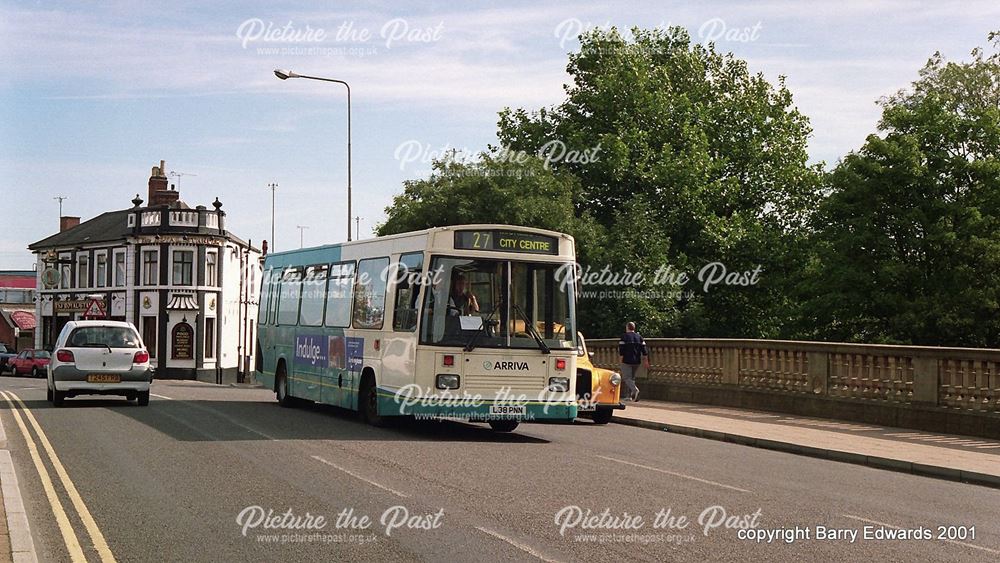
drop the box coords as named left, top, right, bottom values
left=148, top=159, right=175, bottom=205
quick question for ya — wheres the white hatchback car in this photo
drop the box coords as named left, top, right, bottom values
left=48, top=320, right=153, bottom=406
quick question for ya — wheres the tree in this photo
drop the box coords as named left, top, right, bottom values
left=377, top=154, right=592, bottom=237
left=803, top=34, right=1000, bottom=346
left=497, top=27, right=822, bottom=337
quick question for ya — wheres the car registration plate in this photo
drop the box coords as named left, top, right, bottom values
left=87, top=374, right=121, bottom=383
left=489, top=405, right=525, bottom=416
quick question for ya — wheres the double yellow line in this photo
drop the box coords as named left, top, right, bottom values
left=0, top=390, right=115, bottom=563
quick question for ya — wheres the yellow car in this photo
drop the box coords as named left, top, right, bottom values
left=575, top=333, right=624, bottom=424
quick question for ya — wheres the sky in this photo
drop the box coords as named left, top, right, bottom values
left=0, top=0, right=997, bottom=269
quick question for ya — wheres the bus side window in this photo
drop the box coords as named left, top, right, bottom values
left=259, top=268, right=272, bottom=325
left=353, top=257, right=389, bottom=330
left=299, top=265, right=327, bottom=327
left=392, top=252, right=424, bottom=332
left=325, top=262, right=355, bottom=328
left=276, top=268, right=302, bottom=325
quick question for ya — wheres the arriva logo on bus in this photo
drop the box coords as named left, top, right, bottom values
left=482, top=361, right=530, bottom=371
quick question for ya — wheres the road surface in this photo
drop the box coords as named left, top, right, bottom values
left=0, top=377, right=997, bottom=562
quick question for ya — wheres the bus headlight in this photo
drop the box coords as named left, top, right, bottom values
left=610, top=372, right=622, bottom=386
left=547, top=377, right=570, bottom=392
left=436, top=374, right=460, bottom=390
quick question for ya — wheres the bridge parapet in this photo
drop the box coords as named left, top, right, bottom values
left=587, top=338, right=1000, bottom=437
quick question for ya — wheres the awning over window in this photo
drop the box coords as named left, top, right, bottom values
left=166, top=294, right=199, bottom=310
left=3, top=310, right=36, bottom=330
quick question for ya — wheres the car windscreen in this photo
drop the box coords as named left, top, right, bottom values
left=34, top=351, right=51, bottom=359
left=66, top=327, right=141, bottom=349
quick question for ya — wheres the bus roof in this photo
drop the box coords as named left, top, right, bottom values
left=263, top=224, right=574, bottom=264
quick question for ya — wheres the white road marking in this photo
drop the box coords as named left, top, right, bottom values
left=0, top=449, right=38, bottom=562
left=842, top=514, right=1000, bottom=555
left=475, top=526, right=562, bottom=563
left=150, top=393, right=173, bottom=400
left=0, top=391, right=86, bottom=562
left=311, top=455, right=409, bottom=498
left=6, top=391, right=117, bottom=563
left=597, top=455, right=751, bottom=493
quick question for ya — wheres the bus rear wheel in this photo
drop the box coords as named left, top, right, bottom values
left=489, top=420, right=519, bottom=432
left=276, top=367, right=295, bottom=407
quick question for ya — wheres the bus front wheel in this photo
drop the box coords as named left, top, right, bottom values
left=489, top=420, right=519, bottom=432
left=591, top=408, right=614, bottom=425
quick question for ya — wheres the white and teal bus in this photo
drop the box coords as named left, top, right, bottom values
left=255, top=224, right=580, bottom=432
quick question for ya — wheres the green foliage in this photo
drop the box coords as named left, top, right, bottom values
left=497, top=27, right=822, bottom=337
left=377, top=155, right=586, bottom=237
left=804, top=36, right=1000, bottom=346
left=378, top=28, right=1000, bottom=346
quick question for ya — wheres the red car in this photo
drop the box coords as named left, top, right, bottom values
left=7, top=349, right=51, bottom=378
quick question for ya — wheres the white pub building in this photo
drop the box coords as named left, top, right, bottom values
left=29, top=161, right=261, bottom=383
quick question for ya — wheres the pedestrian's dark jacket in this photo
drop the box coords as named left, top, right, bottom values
left=618, top=332, right=648, bottom=365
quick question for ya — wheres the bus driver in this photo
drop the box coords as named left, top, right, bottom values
left=448, top=273, right=480, bottom=316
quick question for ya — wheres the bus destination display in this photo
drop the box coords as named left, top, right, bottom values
left=454, top=230, right=559, bottom=255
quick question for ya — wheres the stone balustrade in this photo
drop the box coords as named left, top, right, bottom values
left=587, top=338, right=1000, bottom=414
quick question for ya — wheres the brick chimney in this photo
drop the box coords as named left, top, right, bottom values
left=147, top=160, right=179, bottom=207
left=60, top=216, right=80, bottom=232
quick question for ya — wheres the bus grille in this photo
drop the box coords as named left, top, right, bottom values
left=463, top=374, right=546, bottom=393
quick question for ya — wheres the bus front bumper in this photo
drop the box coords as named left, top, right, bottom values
left=377, top=388, right=578, bottom=422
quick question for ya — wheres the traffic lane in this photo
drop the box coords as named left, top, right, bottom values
left=0, top=379, right=72, bottom=563
left=141, top=383, right=1000, bottom=561
left=0, top=384, right=436, bottom=562
left=3, top=379, right=619, bottom=562
left=5, top=379, right=1000, bottom=562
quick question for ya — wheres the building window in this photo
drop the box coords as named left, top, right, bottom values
left=205, top=317, right=216, bottom=359
left=143, top=250, right=158, bottom=285
left=77, top=255, right=90, bottom=288
left=114, top=250, right=126, bottom=287
left=206, top=251, right=218, bottom=286
left=59, top=255, right=71, bottom=289
left=96, top=253, right=107, bottom=288
left=172, top=250, right=194, bottom=286
left=142, top=316, right=157, bottom=358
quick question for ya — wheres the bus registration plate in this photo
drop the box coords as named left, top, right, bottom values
left=489, top=405, right=525, bottom=416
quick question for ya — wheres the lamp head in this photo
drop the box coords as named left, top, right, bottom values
left=273, top=69, right=297, bottom=80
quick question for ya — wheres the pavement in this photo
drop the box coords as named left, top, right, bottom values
left=0, top=376, right=998, bottom=562
left=613, top=399, right=1000, bottom=488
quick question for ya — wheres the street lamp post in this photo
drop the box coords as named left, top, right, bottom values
left=267, top=183, right=278, bottom=250
left=274, top=69, right=353, bottom=241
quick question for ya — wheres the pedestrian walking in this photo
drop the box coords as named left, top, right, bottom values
left=618, top=321, right=648, bottom=402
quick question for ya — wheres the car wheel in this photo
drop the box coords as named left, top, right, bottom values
left=32, top=367, right=40, bottom=378
left=137, top=391, right=150, bottom=406
left=591, top=408, right=614, bottom=425
left=52, top=390, right=65, bottom=407
left=489, top=420, right=520, bottom=432
left=276, top=368, right=295, bottom=407
left=360, top=376, right=388, bottom=427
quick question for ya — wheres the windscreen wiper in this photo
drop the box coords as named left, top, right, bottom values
left=463, top=299, right=502, bottom=352
left=512, top=303, right=550, bottom=354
